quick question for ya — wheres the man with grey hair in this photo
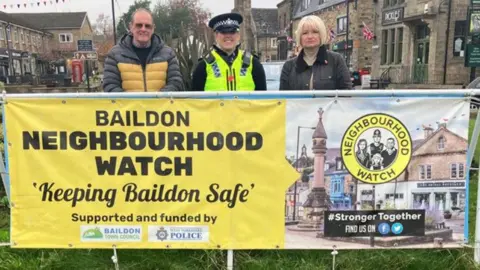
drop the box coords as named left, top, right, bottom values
left=103, top=8, right=184, bottom=92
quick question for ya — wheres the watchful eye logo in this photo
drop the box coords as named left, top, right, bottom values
left=341, top=113, right=412, bottom=184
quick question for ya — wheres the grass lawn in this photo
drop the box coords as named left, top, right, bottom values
left=0, top=119, right=479, bottom=269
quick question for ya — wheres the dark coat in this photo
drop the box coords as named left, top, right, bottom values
left=279, top=45, right=352, bottom=90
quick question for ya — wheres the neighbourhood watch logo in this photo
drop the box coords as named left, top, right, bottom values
left=340, top=113, right=412, bottom=184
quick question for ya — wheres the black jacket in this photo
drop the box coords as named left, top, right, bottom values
left=191, top=45, right=266, bottom=91
left=279, top=45, right=352, bottom=90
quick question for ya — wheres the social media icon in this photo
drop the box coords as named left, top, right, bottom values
left=391, top=223, right=403, bottom=235
left=378, top=222, right=390, bottom=235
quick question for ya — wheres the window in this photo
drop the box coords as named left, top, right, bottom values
left=337, top=16, right=347, bottom=34
left=386, top=193, right=404, bottom=199
left=459, top=163, right=465, bottom=178
left=451, top=163, right=465, bottom=179
left=389, top=28, right=395, bottom=64
left=59, top=33, right=72, bottom=43
left=396, top=28, right=403, bottom=64
left=271, top=38, right=277, bottom=48
left=381, top=27, right=404, bottom=65
left=381, top=30, right=388, bottom=64
left=335, top=157, right=344, bottom=171
left=0, top=27, right=4, bottom=40
left=384, top=0, right=404, bottom=8
left=419, top=165, right=432, bottom=180
left=301, top=0, right=311, bottom=11
left=453, top=20, right=466, bottom=57
left=438, top=136, right=445, bottom=150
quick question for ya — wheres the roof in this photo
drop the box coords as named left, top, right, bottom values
left=251, top=8, right=279, bottom=36
left=412, top=126, right=468, bottom=153
left=8, top=12, right=87, bottom=30
left=312, top=109, right=327, bottom=139
left=293, top=0, right=345, bottom=19
left=0, top=11, right=43, bottom=32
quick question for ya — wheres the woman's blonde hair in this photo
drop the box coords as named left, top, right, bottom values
left=295, top=15, right=329, bottom=47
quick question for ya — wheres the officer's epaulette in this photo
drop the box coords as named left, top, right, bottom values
left=242, top=50, right=253, bottom=68
left=201, top=52, right=215, bottom=64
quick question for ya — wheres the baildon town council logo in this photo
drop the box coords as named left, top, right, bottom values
left=340, top=113, right=412, bottom=184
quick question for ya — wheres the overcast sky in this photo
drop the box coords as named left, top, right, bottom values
left=1, top=0, right=280, bottom=24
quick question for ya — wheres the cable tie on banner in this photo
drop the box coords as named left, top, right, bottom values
left=169, top=92, right=174, bottom=104
left=334, top=89, right=338, bottom=103
left=2, top=90, right=6, bottom=104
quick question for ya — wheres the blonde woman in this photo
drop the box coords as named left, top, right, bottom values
left=279, top=15, right=352, bottom=90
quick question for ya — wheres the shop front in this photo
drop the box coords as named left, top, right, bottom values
left=357, top=179, right=466, bottom=211
left=331, top=39, right=353, bottom=64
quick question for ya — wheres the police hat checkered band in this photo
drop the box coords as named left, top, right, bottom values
left=214, top=18, right=239, bottom=30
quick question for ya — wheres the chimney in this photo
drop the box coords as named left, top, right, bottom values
left=423, top=126, right=433, bottom=139
left=438, top=123, right=447, bottom=130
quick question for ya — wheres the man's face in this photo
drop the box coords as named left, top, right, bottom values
left=387, top=139, right=395, bottom=149
left=215, top=31, right=240, bottom=51
left=373, top=135, right=380, bottom=143
left=130, top=11, right=154, bottom=44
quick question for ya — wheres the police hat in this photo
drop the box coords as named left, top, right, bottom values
left=373, top=129, right=381, bottom=136
left=208, top=12, right=243, bottom=33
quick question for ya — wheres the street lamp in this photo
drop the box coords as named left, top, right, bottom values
left=292, top=125, right=316, bottom=221
left=111, top=0, right=117, bottom=45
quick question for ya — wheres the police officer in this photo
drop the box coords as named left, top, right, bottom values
left=370, top=129, right=385, bottom=156
left=191, top=12, right=267, bottom=91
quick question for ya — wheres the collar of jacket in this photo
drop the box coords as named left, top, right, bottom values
left=295, top=45, right=328, bottom=72
left=212, top=43, right=241, bottom=63
left=119, top=32, right=164, bottom=59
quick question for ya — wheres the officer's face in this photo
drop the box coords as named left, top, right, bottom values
left=300, top=24, right=321, bottom=49
left=130, top=11, right=154, bottom=44
left=373, top=135, right=380, bottom=143
left=216, top=31, right=240, bottom=51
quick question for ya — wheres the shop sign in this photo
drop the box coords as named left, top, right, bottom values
left=417, top=182, right=465, bottom=188
left=382, top=7, right=404, bottom=25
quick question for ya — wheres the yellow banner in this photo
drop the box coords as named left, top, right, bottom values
left=5, top=98, right=298, bottom=249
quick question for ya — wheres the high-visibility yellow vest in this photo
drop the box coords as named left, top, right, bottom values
left=203, top=49, right=255, bottom=91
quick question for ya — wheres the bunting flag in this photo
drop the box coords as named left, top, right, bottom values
left=0, top=0, right=68, bottom=9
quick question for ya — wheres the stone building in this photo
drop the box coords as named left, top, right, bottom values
left=252, top=8, right=279, bottom=61
left=232, top=0, right=255, bottom=51
left=0, top=11, right=51, bottom=83
left=371, top=0, right=470, bottom=85
left=233, top=1, right=279, bottom=61
left=277, top=0, right=294, bottom=60
left=291, top=0, right=375, bottom=71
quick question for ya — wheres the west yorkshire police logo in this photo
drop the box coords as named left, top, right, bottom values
left=341, top=113, right=412, bottom=184
left=156, top=227, right=168, bottom=241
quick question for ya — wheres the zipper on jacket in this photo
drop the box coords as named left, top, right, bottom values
left=228, top=66, right=234, bottom=91
left=226, top=69, right=230, bottom=91
left=143, top=65, right=147, bottom=92
left=233, top=68, right=237, bottom=91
